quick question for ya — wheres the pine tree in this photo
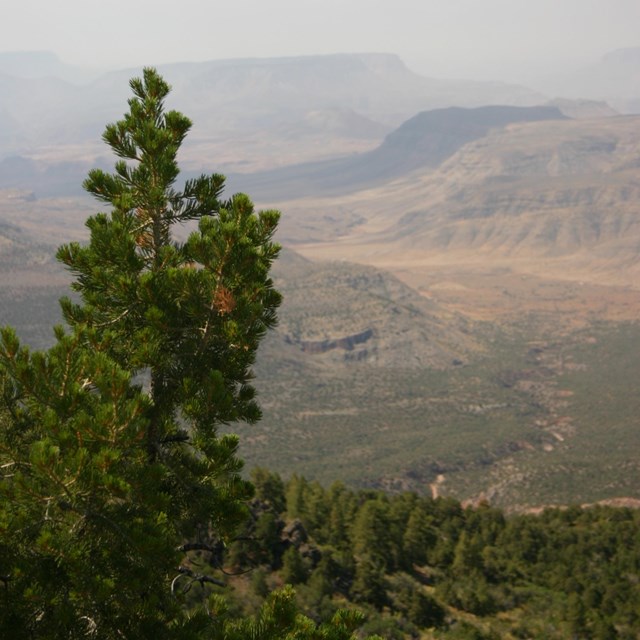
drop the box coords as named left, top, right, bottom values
left=212, top=586, right=380, bottom=640
left=351, top=555, right=389, bottom=610
left=0, top=67, right=380, bottom=640
left=351, top=500, right=392, bottom=570
left=281, top=546, right=308, bottom=586
left=57, top=68, right=282, bottom=462
left=54, top=67, right=283, bottom=548
left=402, top=506, right=436, bottom=569
left=251, top=467, right=286, bottom=513
left=0, top=68, right=282, bottom=638
left=0, top=329, right=203, bottom=638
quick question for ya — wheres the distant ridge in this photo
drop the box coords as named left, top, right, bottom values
left=0, top=51, right=98, bottom=83
left=286, top=113, right=640, bottom=289
left=0, top=51, right=545, bottom=162
left=226, top=105, right=567, bottom=199
left=0, top=51, right=64, bottom=78
left=537, top=46, right=640, bottom=115
left=362, top=105, right=567, bottom=174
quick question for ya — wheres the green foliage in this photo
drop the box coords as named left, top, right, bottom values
left=436, top=573, right=498, bottom=616
left=402, top=504, right=436, bottom=568
left=3, top=66, right=640, bottom=640
left=351, top=555, right=389, bottom=610
left=352, top=499, right=393, bottom=570
left=0, top=328, right=194, bottom=638
left=226, top=473, right=640, bottom=639
left=0, top=67, right=254, bottom=637
left=211, top=586, right=379, bottom=640
left=252, top=467, right=287, bottom=513
left=406, top=589, right=446, bottom=629
left=282, top=546, right=309, bottom=585
left=254, top=511, right=283, bottom=568
left=0, top=69, right=379, bottom=640
left=56, top=69, right=281, bottom=448
left=251, top=569, right=270, bottom=599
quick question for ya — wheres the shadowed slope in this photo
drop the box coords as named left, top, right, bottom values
left=226, top=105, right=566, bottom=199
left=287, top=114, right=640, bottom=288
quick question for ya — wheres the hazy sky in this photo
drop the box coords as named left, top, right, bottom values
left=3, top=0, right=639, bottom=81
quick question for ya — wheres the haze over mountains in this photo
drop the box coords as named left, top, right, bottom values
left=278, top=112, right=640, bottom=289
left=535, top=47, right=640, bottom=114
left=2, top=47, right=639, bottom=320
left=1, top=48, right=640, bottom=508
left=0, top=51, right=543, bottom=156
left=226, top=105, right=568, bottom=199
left=1, top=45, right=637, bottom=155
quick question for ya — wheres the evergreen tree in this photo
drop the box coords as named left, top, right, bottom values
left=351, top=500, right=392, bottom=569
left=57, top=68, right=281, bottom=462
left=402, top=505, right=436, bottom=568
left=281, top=546, right=308, bottom=586
left=251, top=467, right=286, bottom=513
left=0, top=68, right=380, bottom=640
left=351, top=555, right=388, bottom=610
left=254, top=511, right=283, bottom=568
left=212, top=586, right=381, bottom=640
left=0, top=68, right=284, bottom=638
left=286, top=473, right=308, bottom=520
left=0, top=329, right=205, bottom=638
left=406, top=589, right=446, bottom=629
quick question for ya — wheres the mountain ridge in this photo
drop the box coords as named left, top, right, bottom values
left=0, top=51, right=545, bottom=161
left=280, top=114, right=640, bottom=289
left=225, top=105, right=567, bottom=199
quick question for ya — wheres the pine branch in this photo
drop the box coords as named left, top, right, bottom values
left=179, top=540, right=257, bottom=576
left=171, top=565, right=225, bottom=595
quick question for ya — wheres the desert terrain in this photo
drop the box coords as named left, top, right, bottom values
left=1, top=51, right=640, bottom=510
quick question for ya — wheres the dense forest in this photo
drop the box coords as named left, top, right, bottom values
left=215, top=468, right=640, bottom=639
